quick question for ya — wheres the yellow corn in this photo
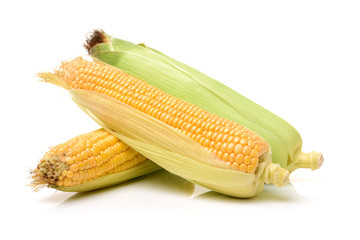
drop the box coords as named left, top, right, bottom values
left=39, top=57, right=290, bottom=197
left=58, top=57, right=268, bottom=174
left=31, top=129, right=149, bottom=191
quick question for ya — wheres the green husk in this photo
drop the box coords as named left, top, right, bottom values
left=86, top=30, right=323, bottom=172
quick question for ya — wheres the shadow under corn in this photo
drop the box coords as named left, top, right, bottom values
left=64, top=170, right=194, bottom=200
left=51, top=170, right=195, bottom=213
left=192, top=183, right=305, bottom=203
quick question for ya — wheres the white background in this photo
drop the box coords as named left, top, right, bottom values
left=1, top=0, right=359, bottom=239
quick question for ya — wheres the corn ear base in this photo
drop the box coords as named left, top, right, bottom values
left=88, top=31, right=323, bottom=172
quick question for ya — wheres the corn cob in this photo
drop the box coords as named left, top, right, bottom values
left=39, top=57, right=289, bottom=198
left=85, top=30, right=323, bottom=172
left=30, top=128, right=160, bottom=192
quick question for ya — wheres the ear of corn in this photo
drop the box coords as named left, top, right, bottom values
left=30, top=128, right=160, bottom=192
left=39, top=57, right=289, bottom=198
left=85, top=30, right=323, bottom=172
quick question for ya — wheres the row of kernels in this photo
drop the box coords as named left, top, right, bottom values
left=67, top=147, right=138, bottom=177
left=208, top=146, right=259, bottom=172
left=79, top=66, right=236, bottom=135
left=48, top=138, right=78, bottom=157
left=65, top=130, right=109, bottom=160
left=57, top=154, right=146, bottom=187
left=171, top=118, right=264, bottom=166
left=106, top=154, right=146, bottom=175
left=223, top=160, right=257, bottom=174
left=47, top=130, right=108, bottom=164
